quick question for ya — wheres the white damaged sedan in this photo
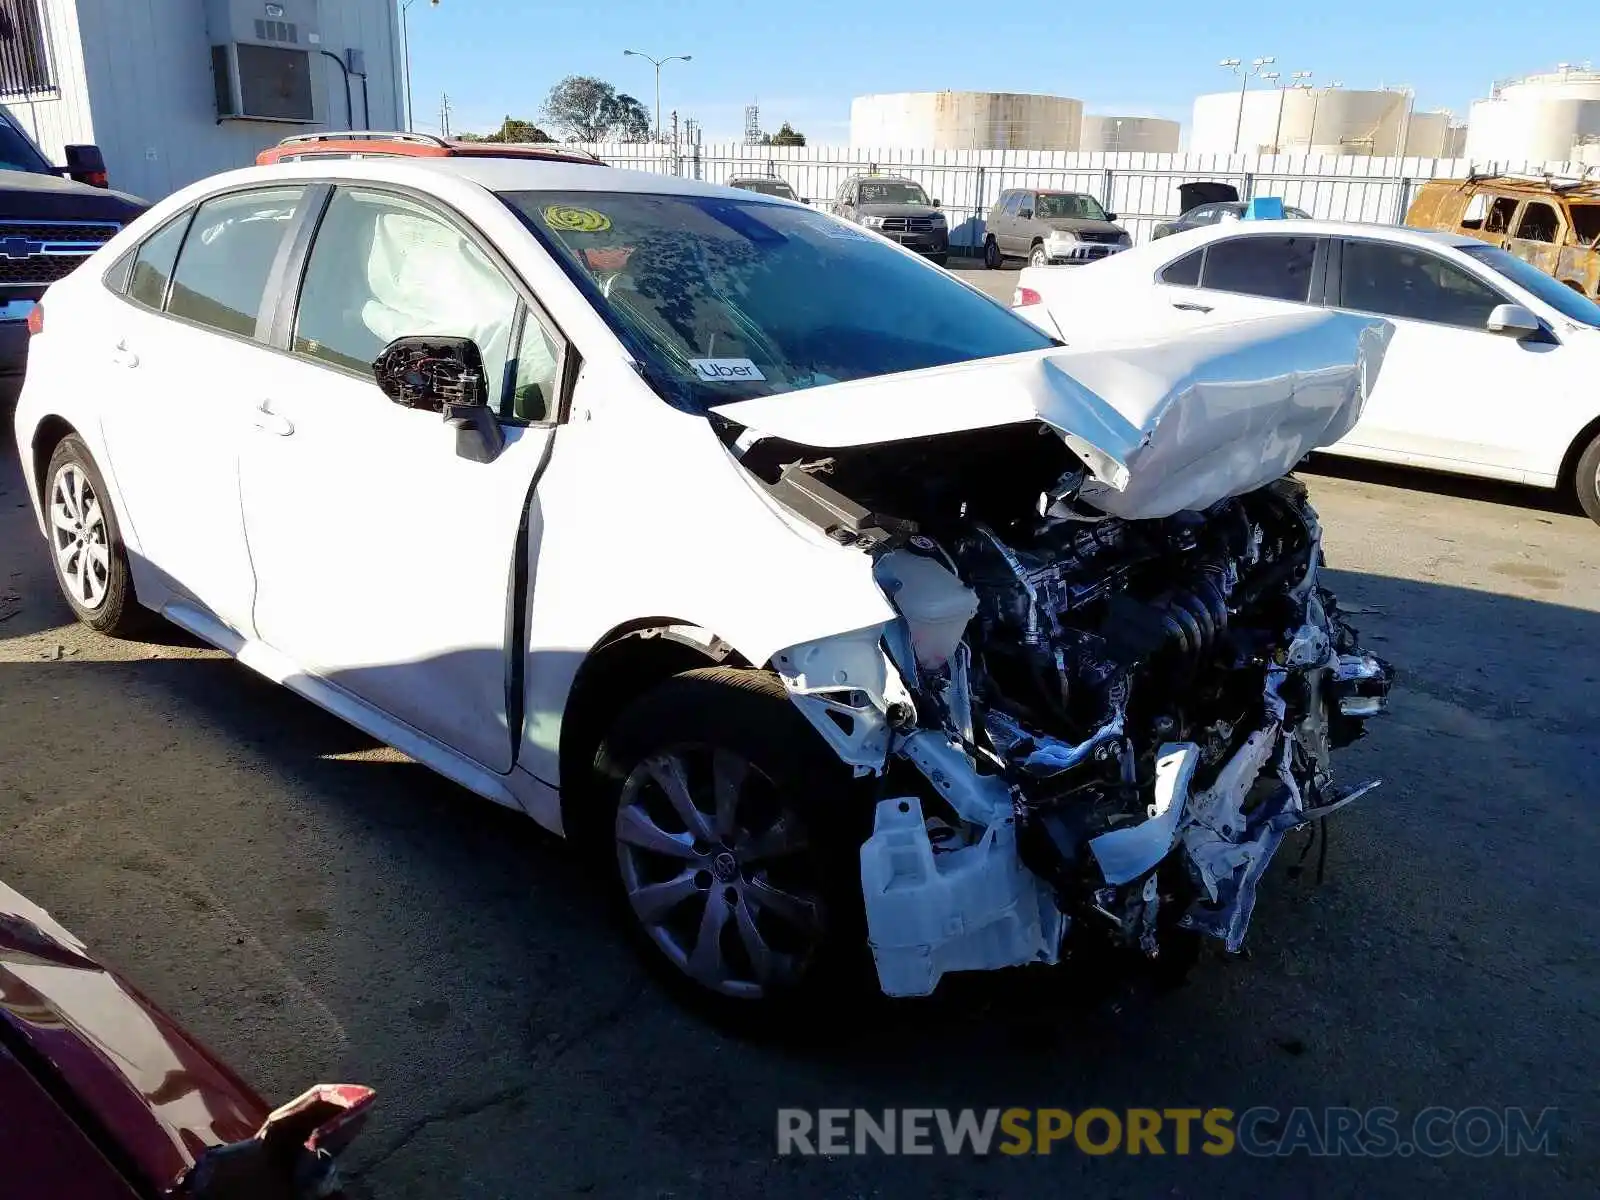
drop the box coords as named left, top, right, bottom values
left=14, top=158, right=1395, bottom=1015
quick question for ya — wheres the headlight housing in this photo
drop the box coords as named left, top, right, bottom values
left=1118, top=232, right=1133, bottom=246
left=1046, top=229, right=1079, bottom=244
left=929, top=212, right=947, bottom=225
left=861, top=215, right=886, bottom=229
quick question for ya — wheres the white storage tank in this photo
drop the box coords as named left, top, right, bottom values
left=1463, top=66, right=1600, bottom=164
left=1190, top=87, right=1412, bottom=154
left=1080, top=115, right=1181, bottom=152
left=850, top=91, right=1084, bottom=150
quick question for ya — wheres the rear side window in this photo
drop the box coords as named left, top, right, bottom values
left=1160, top=249, right=1202, bottom=286
left=1515, top=201, right=1559, bottom=243
left=168, top=187, right=304, bottom=338
left=1201, top=235, right=1318, bottom=302
left=126, top=215, right=191, bottom=310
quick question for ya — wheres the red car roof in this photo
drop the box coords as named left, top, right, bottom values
left=256, top=131, right=606, bottom=167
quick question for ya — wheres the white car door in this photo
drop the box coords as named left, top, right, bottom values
left=1326, top=237, right=1564, bottom=476
left=97, top=186, right=308, bottom=635
left=238, top=186, right=567, bottom=774
left=1153, top=232, right=1325, bottom=326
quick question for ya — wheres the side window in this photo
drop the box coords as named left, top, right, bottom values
left=999, top=192, right=1020, bottom=217
left=1338, top=240, right=1505, bottom=328
left=1514, top=201, right=1559, bottom=243
left=1160, top=249, right=1203, bottom=287
left=1484, top=196, right=1518, bottom=235
left=1186, top=205, right=1217, bottom=224
left=1459, top=192, right=1488, bottom=230
left=125, top=214, right=191, bottom=310
left=167, top=187, right=304, bottom=337
left=508, top=309, right=566, bottom=422
left=293, top=188, right=519, bottom=401
left=1018, top=193, right=1035, bottom=218
left=1200, top=235, right=1318, bottom=302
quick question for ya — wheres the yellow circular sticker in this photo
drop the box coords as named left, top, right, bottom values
left=543, top=205, right=612, bottom=233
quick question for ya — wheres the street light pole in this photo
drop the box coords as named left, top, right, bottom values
left=400, top=0, right=439, bottom=134
left=623, top=49, right=692, bottom=143
left=1221, top=55, right=1276, bottom=154
left=1273, top=70, right=1312, bottom=153
left=1309, top=80, right=1343, bottom=152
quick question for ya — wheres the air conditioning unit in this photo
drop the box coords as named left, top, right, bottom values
left=206, top=0, right=322, bottom=124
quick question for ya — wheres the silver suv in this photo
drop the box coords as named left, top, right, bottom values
left=832, top=173, right=949, bottom=265
left=984, top=188, right=1131, bottom=268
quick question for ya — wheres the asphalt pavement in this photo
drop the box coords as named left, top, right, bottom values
left=2, top=387, right=1595, bottom=1197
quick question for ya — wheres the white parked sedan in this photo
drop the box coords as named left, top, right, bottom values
left=14, top=159, right=1393, bottom=1017
left=1015, top=219, right=1600, bottom=523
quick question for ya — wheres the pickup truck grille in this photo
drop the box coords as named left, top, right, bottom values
left=0, top=220, right=118, bottom=288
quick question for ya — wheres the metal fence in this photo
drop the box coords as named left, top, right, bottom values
left=568, top=141, right=1592, bottom=252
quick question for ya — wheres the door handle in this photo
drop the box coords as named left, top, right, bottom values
left=110, top=340, right=139, bottom=368
left=1172, top=301, right=1214, bottom=313
left=250, top=400, right=295, bottom=437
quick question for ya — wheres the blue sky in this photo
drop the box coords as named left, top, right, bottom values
left=405, top=1, right=1592, bottom=142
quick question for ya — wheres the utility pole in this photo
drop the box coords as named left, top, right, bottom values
left=671, top=109, right=679, bottom=149
left=623, top=49, right=693, bottom=143
left=439, top=93, right=452, bottom=138
left=1220, top=56, right=1276, bottom=154
left=1272, top=70, right=1313, bottom=153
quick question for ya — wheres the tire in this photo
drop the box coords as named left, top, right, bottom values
left=1574, top=431, right=1600, bottom=526
left=983, top=236, right=1001, bottom=269
left=591, top=666, right=871, bottom=1028
left=930, top=252, right=949, bottom=267
left=43, top=435, right=145, bottom=635
left=1029, top=242, right=1048, bottom=268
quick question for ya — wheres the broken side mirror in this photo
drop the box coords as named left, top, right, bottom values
left=61, top=144, right=108, bottom=188
left=1485, top=303, right=1541, bottom=339
left=373, top=335, right=505, bottom=463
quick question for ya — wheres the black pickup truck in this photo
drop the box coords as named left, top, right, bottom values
left=0, top=108, right=145, bottom=381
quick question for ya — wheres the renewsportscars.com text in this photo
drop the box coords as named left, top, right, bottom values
left=776, top=1106, right=1560, bottom=1158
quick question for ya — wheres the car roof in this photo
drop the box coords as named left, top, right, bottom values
left=847, top=173, right=915, bottom=183
left=205, top=155, right=773, bottom=201
left=1161, top=217, right=1480, bottom=252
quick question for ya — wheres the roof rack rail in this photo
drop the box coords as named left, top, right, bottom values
left=275, top=131, right=452, bottom=149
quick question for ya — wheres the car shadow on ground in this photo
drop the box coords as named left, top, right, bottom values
left=2, top=559, right=1595, bottom=1197
left=1301, top=453, right=1576, bottom=517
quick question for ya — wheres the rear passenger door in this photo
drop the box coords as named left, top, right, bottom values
left=1159, top=232, right=1326, bottom=323
left=98, top=185, right=307, bottom=635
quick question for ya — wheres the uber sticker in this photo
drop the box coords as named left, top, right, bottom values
left=689, top=358, right=766, bottom=383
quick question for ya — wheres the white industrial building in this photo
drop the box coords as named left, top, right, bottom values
left=1464, top=66, right=1600, bottom=164
left=1190, top=86, right=1462, bottom=156
left=850, top=91, right=1083, bottom=151
left=1079, top=115, right=1180, bottom=153
left=0, top=0, right=403, bottom=201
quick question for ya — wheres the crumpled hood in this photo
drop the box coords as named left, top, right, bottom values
left=712, top=308, right=1393, bottom=519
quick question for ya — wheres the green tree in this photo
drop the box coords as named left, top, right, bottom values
left=543, top=76, right=652, bottom=142
left=464, top=116, right=554, bottom=144
left=769, top=122, right=806, bottom=147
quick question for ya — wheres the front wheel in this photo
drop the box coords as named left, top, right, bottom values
left=592, top=667, right=868, bottom=1025
left=1029, top=243, right=1048, bottom=268
left=983, top=237, right=1001, bottom=269
left=930, top=252, right=949, bottom=267
left=44, top=435, right=144, bottom=635
left=1574, top=431, right=1600, bottom=526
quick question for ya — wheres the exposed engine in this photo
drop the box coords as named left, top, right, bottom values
left=742, top=421, right=1392, bottom=997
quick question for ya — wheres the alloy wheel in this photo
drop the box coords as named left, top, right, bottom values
left=615, top=745, right=822, bottom=999
left=49, top=463, right=110, bottom=611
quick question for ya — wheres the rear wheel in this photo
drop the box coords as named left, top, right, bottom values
left=1029, top=242, right=1048, bottom=268
left=983, top=237, right=1001, bottom=269
left=1574, top=432, right=1600, bottom=526
left=592, top=667, right=869, bottom=1026
left=44, top=436, right=144, bottom=635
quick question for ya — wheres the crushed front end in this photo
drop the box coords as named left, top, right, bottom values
left=762, top=430, right=1391, bottom=998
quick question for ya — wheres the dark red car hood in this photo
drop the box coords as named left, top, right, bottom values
left=0, top=880, right=267, bottom=1196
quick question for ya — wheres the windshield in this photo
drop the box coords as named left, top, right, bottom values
left=0, top=114, right=51, bottom=174
left=1460, top=244, right=1600, bottom=328
left=502, top=190, right=1054, bottom=413
left=1570, top=203, right=1600, bottom=245
left=734, top=179, right=797, bottom=199
left=1036, top=193, right=1108, bottom=221
left=856, top=180, right=929, bottom=206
